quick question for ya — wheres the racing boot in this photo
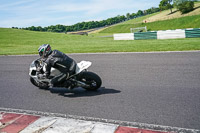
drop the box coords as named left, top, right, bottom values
left=50, top=73, right=68, bottom=88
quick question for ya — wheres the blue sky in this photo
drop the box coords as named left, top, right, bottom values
left=0, top=0, right=161, bottom=28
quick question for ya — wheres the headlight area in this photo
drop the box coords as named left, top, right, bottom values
left=29, top=61, right=37, bottom=76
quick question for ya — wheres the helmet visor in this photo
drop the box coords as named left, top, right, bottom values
left=39, top=48, right=44, bottom=57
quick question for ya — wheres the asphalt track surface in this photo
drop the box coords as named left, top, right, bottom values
left=0, top=52, right=200, bottom=130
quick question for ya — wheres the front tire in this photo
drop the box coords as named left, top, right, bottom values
left=30, top=77, right=49, bottom=90
left=79, top=72, right=102, bottom=91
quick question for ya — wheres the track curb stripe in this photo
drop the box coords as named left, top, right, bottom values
left=0, top=113, right=22, bottom=126
left=0, top=108, right=199, bottom=133
left=115, top=126, right=169, bottom=133
left=0, top=113, right=40, bottom=133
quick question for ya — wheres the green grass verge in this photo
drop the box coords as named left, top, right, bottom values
left=120, top=13, right=160, bottom=25
left=100, top=14, right=200, bottom=33
left=0, top=28, right=200, bottom=55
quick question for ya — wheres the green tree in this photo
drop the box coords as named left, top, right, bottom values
left=159, top=0, right=173, bottom=13
left=177, top=1, right=194, bottom=14
left=29, top=26, right=36, bottom=31
left=137, top=10, right=144, bottom=16
left=173, top=0, right=185, bottom=7
left=126, top=13, right=131, bottom=20
left=37, top=26, right=42, bottom=31
left=130, top=13, right=136, bottom=19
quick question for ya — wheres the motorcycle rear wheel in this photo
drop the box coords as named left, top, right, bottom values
left=79, top=72, right=102, bottom=91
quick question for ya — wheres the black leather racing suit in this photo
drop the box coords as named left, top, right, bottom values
left=44, top=50, right=76, bottom=85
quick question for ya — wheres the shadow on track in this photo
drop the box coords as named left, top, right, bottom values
left=49, top=87, right=121, bottom=98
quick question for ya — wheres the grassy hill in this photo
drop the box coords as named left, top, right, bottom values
left=0, top=28, right=200, bottom=55
left=144, top=2, right=200, bottom=23
left=0, top=28, right=104, bottom=55
left=100, top=2, right=200, bottom=33
left=100, top=15, right=200, bottom=33
left=1, top=2, right=200, bottom=55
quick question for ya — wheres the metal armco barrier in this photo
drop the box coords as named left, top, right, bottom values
left=185, top=28, right=200, bottom=38
left=157, top=29, right=185, bottom=39
left=113, top=28, right=200, bottom=40
left=134, top=31, right=157, bottom=40
left=113, top=33, right=134, bottom=40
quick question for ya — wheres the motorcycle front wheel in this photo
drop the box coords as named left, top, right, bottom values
left=79, top=72, right=102, bottom=91
left=30, top=77, right=49, bottom=90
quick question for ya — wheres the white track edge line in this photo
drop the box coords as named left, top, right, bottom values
left=1, top=50, right=200, bottom=57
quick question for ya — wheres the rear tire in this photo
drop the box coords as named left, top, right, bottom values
left=79, top=72, right=102, bottom=91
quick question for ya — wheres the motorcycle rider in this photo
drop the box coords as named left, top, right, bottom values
left=37, top=44, right=76, bottom=88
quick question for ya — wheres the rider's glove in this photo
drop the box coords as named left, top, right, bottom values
left=36, top=66, right=42, bottom=72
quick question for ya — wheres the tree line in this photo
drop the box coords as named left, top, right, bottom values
left=12, top=7, right=159, bottom=33
left=12, top=0, right=198, bottom=33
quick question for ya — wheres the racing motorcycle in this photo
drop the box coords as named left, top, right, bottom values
left=29, top=58, right=102, bottom=91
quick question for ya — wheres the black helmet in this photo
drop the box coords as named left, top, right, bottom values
left=38, top=44, right=52, bottom=58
